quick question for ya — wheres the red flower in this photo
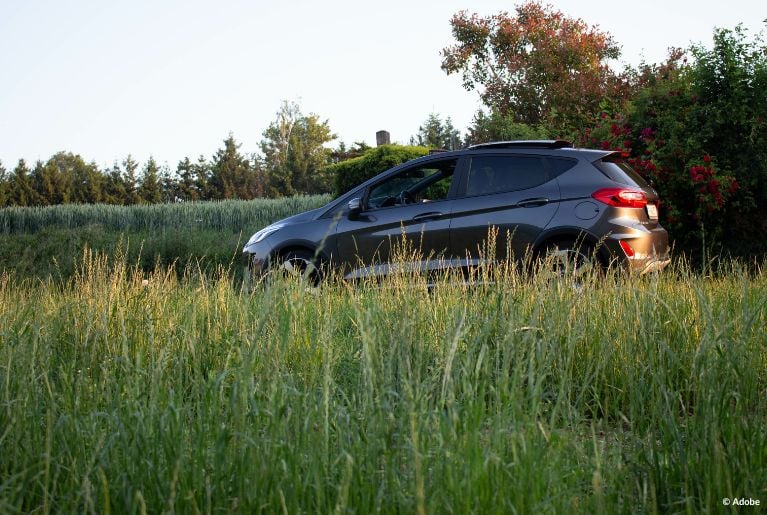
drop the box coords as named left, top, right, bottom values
left=600, top=140, right=610, bottom=150
left=703, top=154, right=711, bottom=163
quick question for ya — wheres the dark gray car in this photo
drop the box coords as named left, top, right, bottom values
left=243, top=141, right=670, bottom=282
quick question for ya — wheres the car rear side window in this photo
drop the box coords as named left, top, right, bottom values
left=595, top=158, right=652, bottom=189
left=464, top=155, right=571, bottom=197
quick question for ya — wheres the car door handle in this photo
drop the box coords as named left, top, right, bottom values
left=412, top=212, right=444, bottom=222
left=516, top=197, right=549, bottom=208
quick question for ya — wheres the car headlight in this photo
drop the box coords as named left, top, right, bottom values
left=246, top=224, right=284, bottom=247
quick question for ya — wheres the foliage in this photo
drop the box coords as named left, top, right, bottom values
left=138, top=157, right=163, bottom=204
left=0, top=135, right=273, bottom=207
left=0, top=255, right=765, bottom=512
left=209, top=135, right=264, bottom=200
left=464, top=109, right=551, bottom=145
left=576, top=26, right=767, bottom=257
left=7, top=159, right=39, bottom=207
left=0, top=161, right=7, bottom=206
left=327, top=144, right=429, bottom=196
left=122, top=155, right=141, bottom=205
left=441, top=1, right=623, bottom=134
left=260, top=101, right=337, bottom=196
left=409, top=113, right=462, bottom=149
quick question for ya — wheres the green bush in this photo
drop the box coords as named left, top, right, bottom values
left=326, top=145, right=429, bottom=196
left=576, top=26, right=767, bottom=259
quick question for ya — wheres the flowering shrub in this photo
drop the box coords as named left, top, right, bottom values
left=581, top=109, right=739, bottom=224
left=575, top=26, right=767, bottom=257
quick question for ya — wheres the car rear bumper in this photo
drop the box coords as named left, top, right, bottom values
left=637, top=257, right=671, bottom=274
left=614, top=226, right=671, bottom=274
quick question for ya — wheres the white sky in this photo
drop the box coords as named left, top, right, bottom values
left=0, top=0, right=764, bottom=170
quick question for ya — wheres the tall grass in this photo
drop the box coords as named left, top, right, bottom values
left=0, top=253, right=764, bottom=513
left=0, top=195, right=330, bottom=234
left=0, top=196, right=331, bottom=282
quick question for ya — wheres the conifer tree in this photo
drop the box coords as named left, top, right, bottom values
left=8, top=159, right=39, bottom=206
left=139, top=157, right=162, bottom=203
left=410, top=113, right=462, bottom=149
left=0, top=161, right=8, bottom=207
left=103, top=162, right=128, bottom=204
left=176, top=157, right=198, bottom=201
left=159, top=163, right=178, bottom=202
left=210, top=134, right=252, bottom=199
left=193, top=155, right=210, bottom=201
left=122, top=155, right=141, bottom=204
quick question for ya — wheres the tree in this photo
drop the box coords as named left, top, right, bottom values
left=441, top=2, right=622, bottom=133
left=209, top=134, right=257, bottom=199
left=0, top=161, right=8, bottom=207
left=193, top=155, right=211, bottom=201
left=103, top=162, right=128, bottom=204
left=139, top=157, right=162, bottom=203
left=8, top=159, right=39, bottom=206
left=31, top=159, right=59, bottom=205
left=409, top=113, right=461, bottom=149
left=260, top=101, right=336, bottom=196
left=122, top=155, right=141, bottom=204
left=29, top=152, right=102, bottom=205
left=329, top=141, right=371, bottom=165
left=159, top=163, right=178, bottom=202
left=64, top=154, right=103, bottom=204
left=176, top=157, right=198, bottom=201
left=464, top=109, right=550, bottom=145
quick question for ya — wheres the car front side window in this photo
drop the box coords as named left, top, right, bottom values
left=366, top=159, right=456, bottom=210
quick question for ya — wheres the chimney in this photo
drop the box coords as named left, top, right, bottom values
left=376, top=130, right=391, bottom=146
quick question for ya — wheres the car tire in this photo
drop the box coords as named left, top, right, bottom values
left=543, top=239, right=600, bottom=280
left=272, top=249, right=323, bottom=287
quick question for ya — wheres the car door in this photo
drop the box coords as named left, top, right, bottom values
left=334, top=157, right=461, bottom=279
left=449, top=153, right=571, bottom=265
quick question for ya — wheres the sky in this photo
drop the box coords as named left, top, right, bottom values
left=0, top=0, right=764, bottom=170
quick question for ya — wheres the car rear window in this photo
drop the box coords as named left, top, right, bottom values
left=465, top=155, right=574, bottom=196
left=594, top=157, right=652, bottom=189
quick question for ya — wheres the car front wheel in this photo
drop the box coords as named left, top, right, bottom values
left=273, top=250, right=323, bottom=287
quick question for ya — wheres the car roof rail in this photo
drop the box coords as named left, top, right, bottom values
left=468, top=140, right=573, bottom=150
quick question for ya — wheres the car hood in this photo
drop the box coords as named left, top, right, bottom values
left=271, top=206, right=324, bottom=226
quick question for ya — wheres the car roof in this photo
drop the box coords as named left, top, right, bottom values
left=468, top=139, right=573, bottom=150
left=419, top=141, right=610, bottom=160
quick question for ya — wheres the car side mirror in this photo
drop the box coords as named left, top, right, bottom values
left=347, top=197, right=362, bottom=220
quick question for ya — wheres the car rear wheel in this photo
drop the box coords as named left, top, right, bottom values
left=543, top=240, right=600, bottom=282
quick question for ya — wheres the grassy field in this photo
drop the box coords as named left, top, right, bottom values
left=0, top=252, right=765, bottom=513
left=0, top=196, right=330, bottom=280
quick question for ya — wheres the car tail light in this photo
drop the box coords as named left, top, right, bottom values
left=591, top=187, right=648, bottom=208
left=619, top=240, right=635, bottom=257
